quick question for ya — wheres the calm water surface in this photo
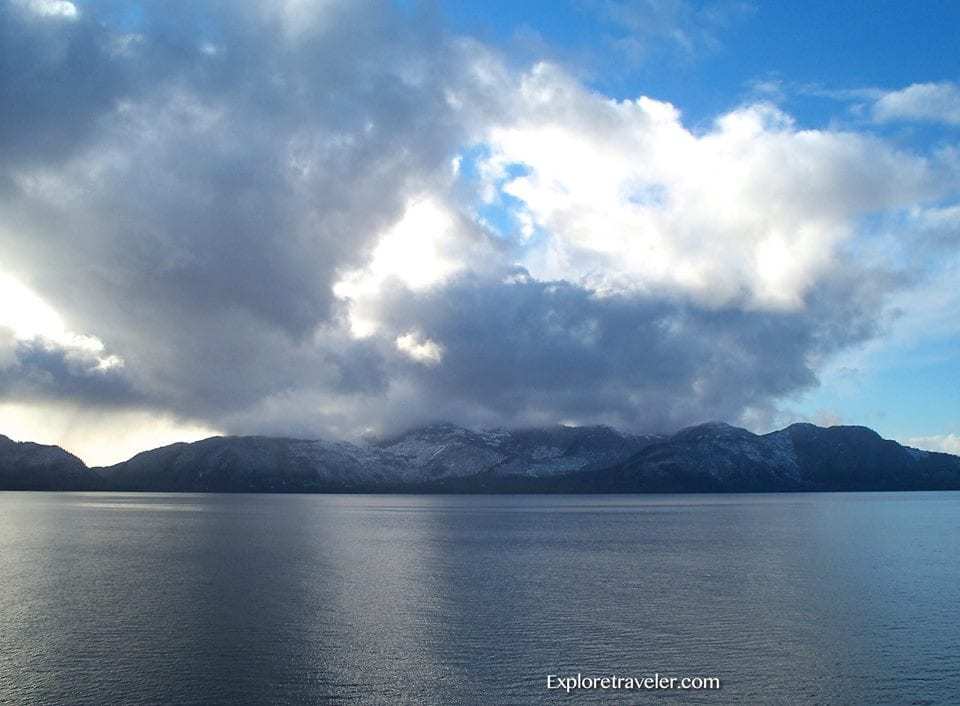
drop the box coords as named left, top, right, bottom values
left=0, top=492, right=958, bottom=704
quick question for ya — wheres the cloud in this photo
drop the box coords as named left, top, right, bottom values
left=474, top=64, right=948, bottom=310
left=812, top=410, right=844, bottom=428
left=0, top=0, right=958, bottom=459
left=873, top=81, right=960, bottom=126
left=908, top=203, right=960, bottom=247
left=0, top=273, right=120, bottom=362
left=0, top=0, right=141, bottom=167
left=0, top=274, right=130, bottom=405
left=332, top=197, right=491, bottom=337
left=579, top=0, right=753, bottom=63
left=18, top=0, right=76, bottom=19
left=0, top=0, right=498, bottom=421
left=357, top=265, right=882, bottom=434
left=0, top=334, right=133, bottom=404
left=907, top=434, right=960, bottom=456
left=395, top=332, right=444, bottom=366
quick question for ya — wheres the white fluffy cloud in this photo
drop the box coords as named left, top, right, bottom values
left=395, top=332, right=444, bottom=365
left=873, top=81, right=960, bottom=126
left=477, top=64, right=947, bottom=310
left=334, top=198, right=476, bottom=337
left=17, top=0, right=76, bottom=19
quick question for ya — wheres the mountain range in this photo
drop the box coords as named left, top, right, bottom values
left=2, top=421, right=959, bottom=493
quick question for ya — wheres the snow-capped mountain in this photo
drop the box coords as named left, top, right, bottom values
left=3, top=422, right=959, bottom=493
left=372, top=422, right=663, bottom=479
left=97, top=423, right=661, bottom=492
left=568, top=422, right=960, bottom=493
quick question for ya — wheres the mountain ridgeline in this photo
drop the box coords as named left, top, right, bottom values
left=0, top=435, right=101, bottom=491
left=1, top=423, right=959, bottom=493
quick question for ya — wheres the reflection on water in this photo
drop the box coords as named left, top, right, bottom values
left=1, top=492, right=958, bottom=704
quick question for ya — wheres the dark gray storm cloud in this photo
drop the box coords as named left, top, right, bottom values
left=1, top=1, right=130, bottom=165
left=0, top=333, right=138, bottom=404
left=361, top=264, right=885, bottom=434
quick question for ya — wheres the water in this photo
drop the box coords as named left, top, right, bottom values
left=0, top=492, right=958, bottom=705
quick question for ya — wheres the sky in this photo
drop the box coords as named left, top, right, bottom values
left=0, top=0, right=958, bottom=465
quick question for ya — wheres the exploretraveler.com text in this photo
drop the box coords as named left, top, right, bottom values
left=546, top=673, right=721, bottom=693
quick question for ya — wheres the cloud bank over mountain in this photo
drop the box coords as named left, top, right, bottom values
left=1, top=0, right=957, bottom=463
